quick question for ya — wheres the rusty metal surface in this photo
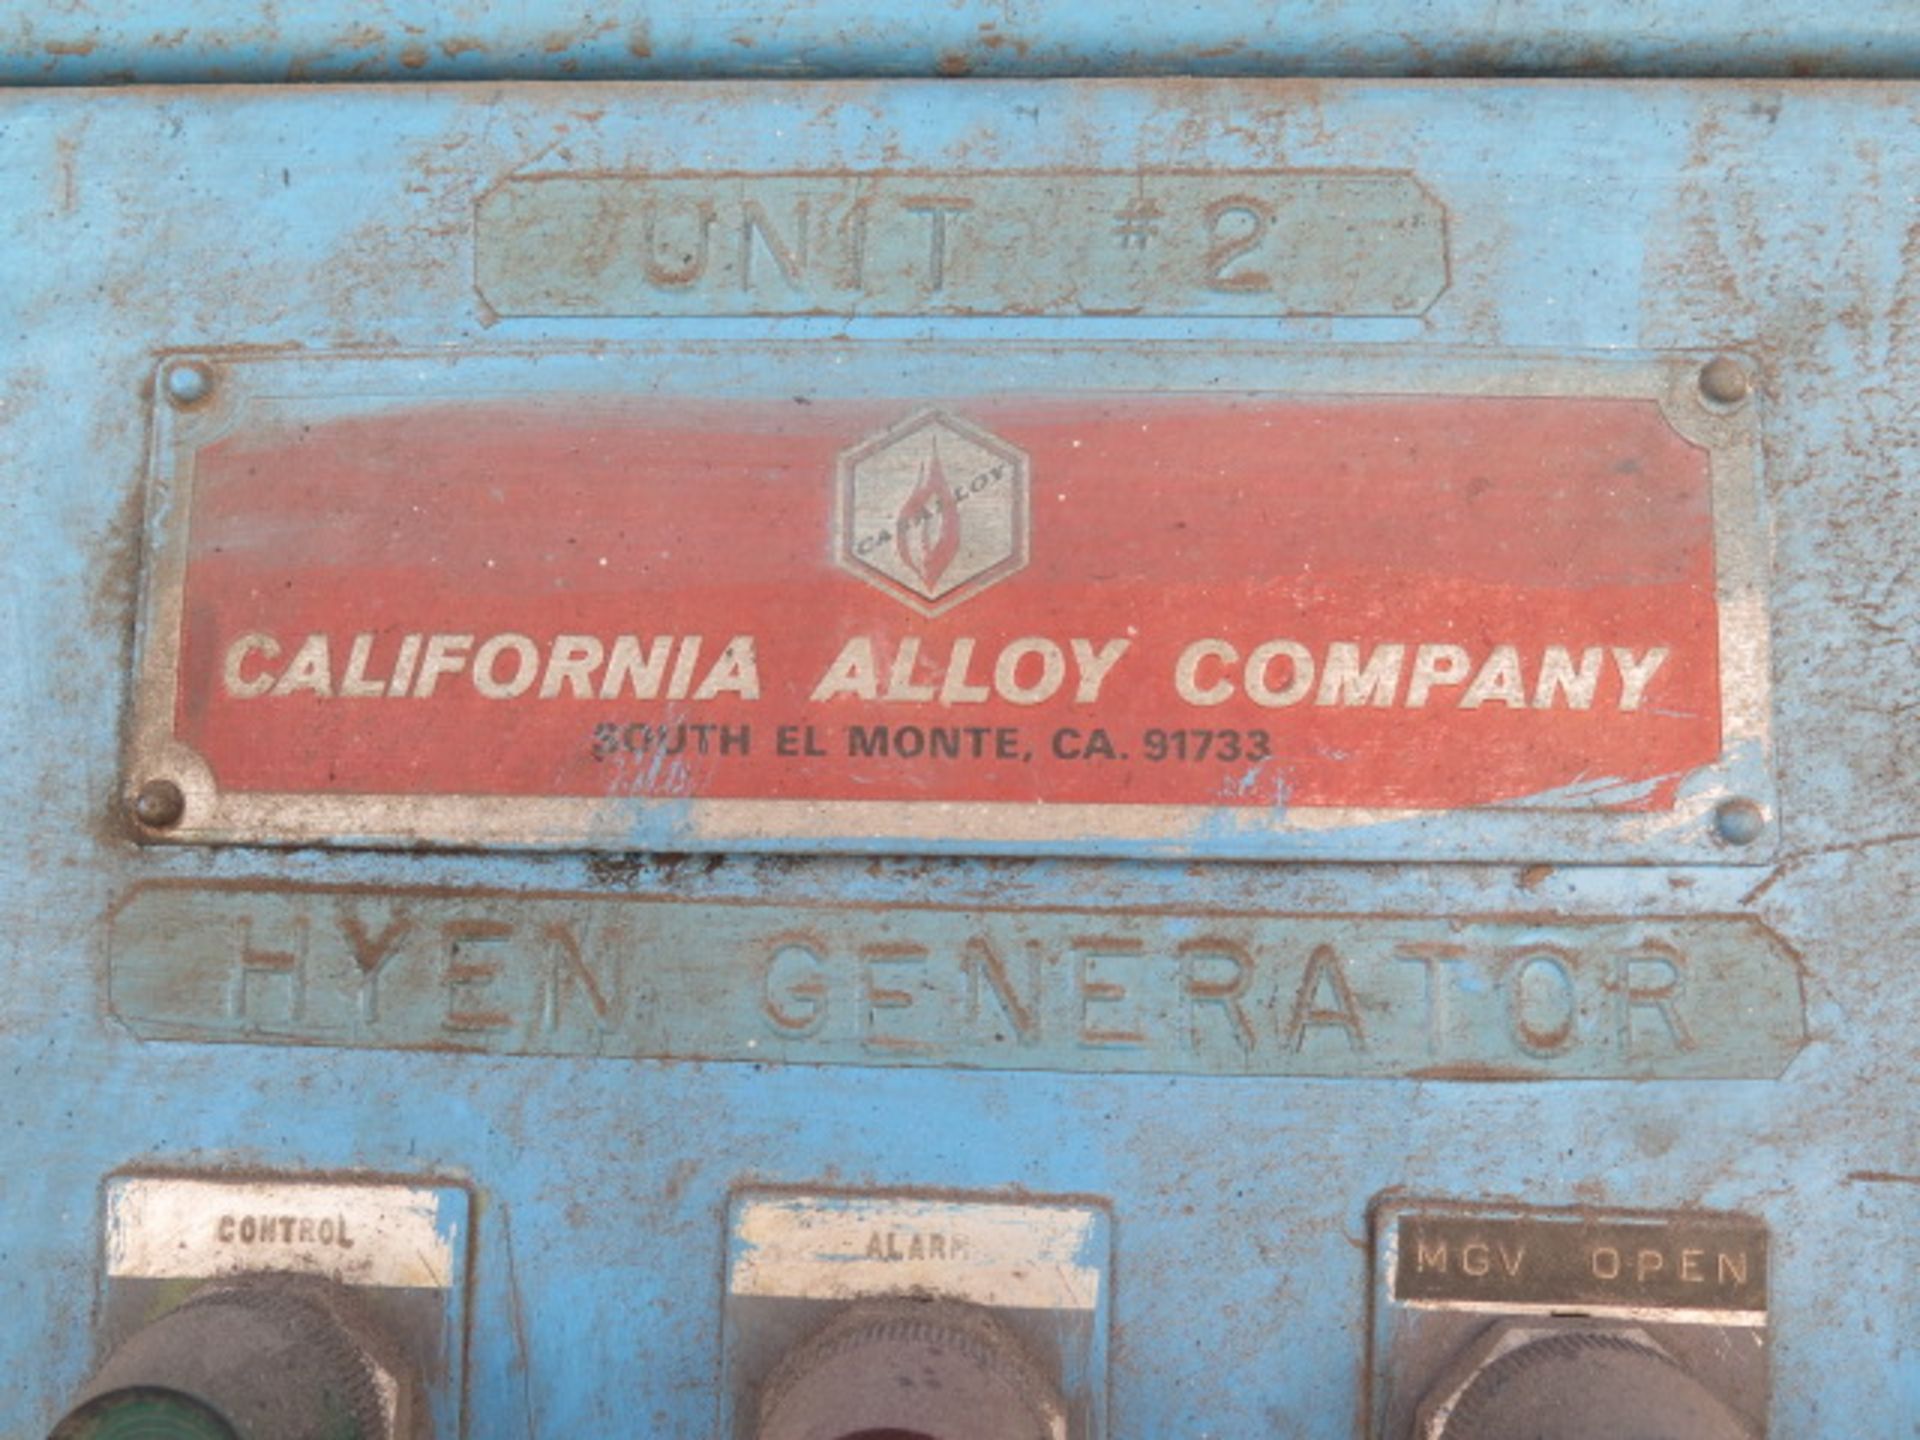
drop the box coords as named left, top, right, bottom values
left=3, top=4, right=1920, bottom=83
left=0, top=78, right=1917, bottom=1437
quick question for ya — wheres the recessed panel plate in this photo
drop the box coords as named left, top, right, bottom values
left=476, top=169, right=1448, bottom=318
left=107, top=882, right=1808, bottom=1079
left=127, top=346, right=1769, bottom=860
left=1369, top=1200, right=1771, bottom=1438
left=720, top=1191, right=1111, bottom=1440
left=101, top=1175, right=472, bottom=1440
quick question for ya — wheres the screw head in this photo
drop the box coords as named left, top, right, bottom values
left=1698, top=356, right=1751, bottom=407
left=132, top=778, right=186, bottom=830
left=1713, top=797, right=1766, bottom=846
left=164, top=362, right=213, bottom=407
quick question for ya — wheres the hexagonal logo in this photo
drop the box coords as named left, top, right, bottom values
left=835, top=409, right=1030, bottom=616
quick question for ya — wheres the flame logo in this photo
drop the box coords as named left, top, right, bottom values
left=895, top=439, right=963, bottom=593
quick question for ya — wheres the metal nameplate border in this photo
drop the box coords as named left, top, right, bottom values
left=125, top=344, right=1772, bottom=861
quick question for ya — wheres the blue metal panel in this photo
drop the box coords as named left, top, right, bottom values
left=0, top=78, right=1915, bottom=1438
left=0, top=2, right=1918, bottom=83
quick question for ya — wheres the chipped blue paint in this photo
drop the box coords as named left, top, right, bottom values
left=0, top=78, right=1916, bottom=1440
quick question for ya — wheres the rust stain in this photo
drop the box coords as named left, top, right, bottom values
left=585, top=853, right=649, bottom=889
left=1845, top=1170, right=1920, bottom=1186
left=974, top=26, right=1032, bottom=58
left=53, top=131, right=78, bottom=213
left=398, top=43, right=428, bottom=71
left=660, top=1158, right=699, bottom=1207
left=85, top=462, right=146, bottom=659
left=0, top=26, right=1905, bottom=82
left=534, top=17, right=619, bottom=56
left=331, top=22, right=386, bottom=52
left=1406, top=1063, right=1547, bottom=1082
left=496, top=1207, right=541, bottom=1437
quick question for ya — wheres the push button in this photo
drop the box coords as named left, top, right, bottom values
left=1417, top=1321, right=1756, bottom=1440
left=1373, top=1205, right=1770, bottom=1438
left=49, top=1275, right=416, bottom=1440
left=756, top=1299, right=1065, bottom=1440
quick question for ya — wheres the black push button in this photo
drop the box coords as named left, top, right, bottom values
left=756, top=1300, right=1063, bottom=1440
left=1420, top=1324, right=1756, bottom=1440
left=49, top=1276, right=411, bottom=1440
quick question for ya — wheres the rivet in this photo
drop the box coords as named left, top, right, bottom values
left=1713, top=797, right=1765, bottom=846
left=165, top=361, right=213, bottom=407
left=1698, top=356, right=1751, bottom=407
left=132, top=778, right=187, bottom=830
